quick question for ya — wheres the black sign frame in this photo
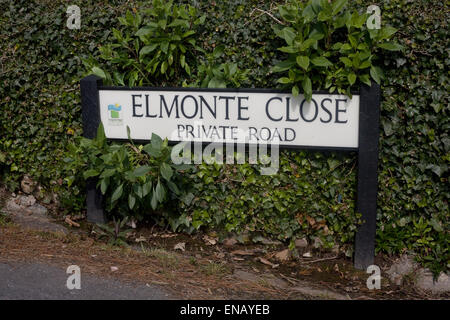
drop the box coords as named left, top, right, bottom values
left=80, top=75, right=380, bottom=269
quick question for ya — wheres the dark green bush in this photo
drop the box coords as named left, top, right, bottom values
left=0, top=0, right=448, bottom=275
left=65, top=124, right=193, bottom=220
left=273, top=0, right=402, bottom=100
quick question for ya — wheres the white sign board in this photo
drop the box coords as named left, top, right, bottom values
left=99, top=89, right=360, bottom=149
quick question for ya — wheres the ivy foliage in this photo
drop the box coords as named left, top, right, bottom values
left=0, top=0, right=448, bottom=275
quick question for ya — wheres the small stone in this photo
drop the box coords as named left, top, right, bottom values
left=174, top=242, right=186, bottom=251
left=21, top=175, right=36, bottom=194
left=18, top=195, right=36, bottom=207
left=332, top=244, right=340, bottom=254
left=223, top=238, right=238, bottom=247
left=259, top=237, right=282, bottom=246
left=30, top=204, right=48, bottom=216
left=295, top=238, right=308, bottom=248
left=51, top=193, right=59, bottom=206
left=312, top=237, right=323, bottom=249
left=274, top=249, right=290, bottom=262
left=386, top=254, right=418, bottom=286
left=33, top=184, right=44, bottom=200
left=416, top=270, right=450, bottom=294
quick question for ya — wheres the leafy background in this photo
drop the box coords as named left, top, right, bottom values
left=0, top=0, right=448, bottom=274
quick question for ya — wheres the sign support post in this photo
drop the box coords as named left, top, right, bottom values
left=354, top=82, right=380, bottom=269
left=80, top=75, right=106, bottom=224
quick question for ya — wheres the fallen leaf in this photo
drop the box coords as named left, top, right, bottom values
left=231, top=250, right=255, bottom=256
left=215, top=252, right=225, bottom=259
left=160, top=233, right=177, bottom=238
left=223, top=238, right=237, bottom=246
left=298, top=269, right=312, bottom=276
left=174, top=242, right=186, bottom=251
left=203, top=235, right=217, bottom=245
left=65, top=216, right=80, bottom=228
left=258, top=257, right=279, bottom=268
left=274, top=249, right=290, bottom=262
left=135, top=235, right=147, bottom=243
left=306, top=215, right=316, bottom=226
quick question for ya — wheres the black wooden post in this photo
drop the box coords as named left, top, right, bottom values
left=354, top=83, right=381, bottom=269
left=80, top=75, right=106, bottom=224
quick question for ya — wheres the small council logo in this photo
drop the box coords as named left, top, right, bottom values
left=108, top=103, right=123, bottom=126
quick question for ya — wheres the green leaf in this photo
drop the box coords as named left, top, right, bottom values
left=96, top=122, right=106, bottom=146
left=151, top=133, right=163, bottom=150
left=302, top=76, right=312, bottom=101
left=133, top=184, right=143, bottom=198
left=155, top=179, right=165, bottom=202
left=143, top=144, right=162, bottom=157
left=92, top=67, right=106, bottom=79
left=161, top=61, right=168, bottom=74
left=377, top=26, right=397, bottom=40
left=160, top=163, right=173, bottom=181
left=168, top=19, right=189, bottom=28
left=135, top=27, right=152, bottom=37
left=281, top=27, right=296, bottom=45
left=111, top=184, right=123, bottom=203
left=128, top=194, right=136, bottom=210
left=302, top=5, right=316, bottom=22
left=296, top=56, right=309, bottom=70
left=133, top=165, right=151, bottom=177
left=151, top=189, right=158, bottom=210
left=278, top=46, right=297, bottom=54
left=181, top=192, right=195, bottom=205
left=370, top=66, right=383, bottom=84
left=100, top=169, right=116, bottom=179
left=277, top=77, right=292, bottom=84
left=348, top=72, right=356, bottom=85
left=194, top=15, right=206, bottom=25
left=272, top=60, right=296, bottom=73
left=359, top=74, right=372, bottom=87
left=311, top=56, right=333, bottom=67
left=100, top=179, right=108, bottom=194
left=139, top=44, right=158, bottom=56
left=182, top=30, right=196, bottom=38
left=83, top=169, right=99, bottom=179
left=358, top=59, right=372, bottom=69
left=332, top=0, right=348, bottom=15
left=208, top=77, right=227, bottom=88
left=378, top=42, right=403, bottom=51
left=318, top=10, right=332, bottom=22
left=339, top=57, right=352, bottom=67
left=142, top=181, right=152, bottom=197
left=292, top=85, right=299, bottom=97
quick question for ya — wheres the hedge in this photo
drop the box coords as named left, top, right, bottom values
left=0, top=0, right=448, bottom=275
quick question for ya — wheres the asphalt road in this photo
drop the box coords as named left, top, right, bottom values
left=0, top=262, right=171, bottom=300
